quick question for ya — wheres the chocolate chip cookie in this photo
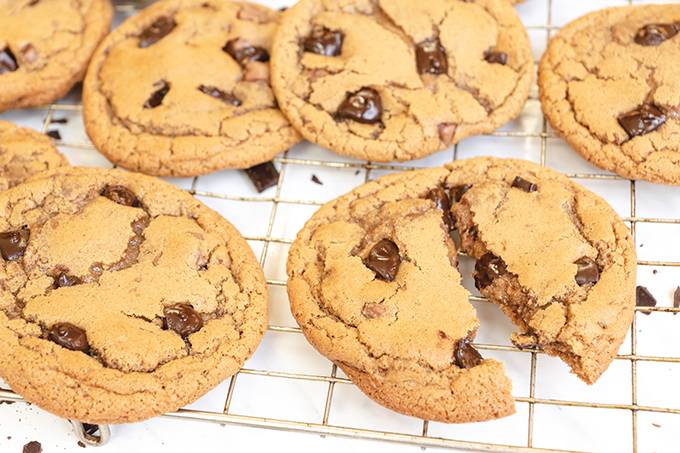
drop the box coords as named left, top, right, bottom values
left=0, top=0, right=112, bottom=112
left=0, top=168, right=267, bottom=423
left=539, top=5, right=680, bottom=184
left=83, top=0, right=300, bottom=177
left=287, top=158, right=635, bottom=422
left=0, top=121, right=68, bottom=190
left=271, top=0, right=533, bottom=162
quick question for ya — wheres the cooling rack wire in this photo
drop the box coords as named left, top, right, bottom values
left=1, top=0, right=679, bottom=452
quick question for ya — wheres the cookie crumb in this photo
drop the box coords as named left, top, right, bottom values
left=23, top=441, right=42, bottom=453
left=311, top=174, right=323, bottom=185
left=46, top=129, right=61, bottom=140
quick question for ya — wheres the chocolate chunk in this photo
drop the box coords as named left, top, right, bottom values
left=83, top=423, right=101, bottom=438
left=336, top=88, right=382, bottom=124
left=484, top=49, right=508, bottom=65
left=362, top=302, right=386, bottom=319
left=22, top=441, right=42, bottom=453
left=244, top=161, right=279, bottom=192
left=574, top=257, right=600, bottom=286
left=450, top=184, right=472, bottom=202
left=454, top=339, right=483, bottom=369
left=636, top=286, right=657, bottom=312
left=163, top=303, right=203, bottom=337
left=144, top=80, right=170, bottom=109
left=416, top=38, right=448, bottom=75
left=197, top=85, right=241, bottom=106
left=618, top=104, right=666, bottom=139
left=101, top=185, right=141, bottom=207
left=674, top=287, right=680, bottom=312
left=427, top=186, right=454, bottom=231
left=46, top=130, right=61, bottom=140
left=0, top=227, right=30, bottom=261
left=223, top=39, right=270, bottom=66
left=311, top=174, right=323, bottom=185
left=0, top=47, right=18, bottom=74
left=365, top=239, right=401, bottom=282
left=634, top=23, right=678, bottom=46
left=48, top=323, right=89, bottom=352
left=303, top=27, right=344, bottom=56
left=474, top=253, right=507, bottom=290
left=139, top=17, right=176, bottom=48
left=511, top=176, right=537, bottom=193
left=54, top=273, right=82, bottom=288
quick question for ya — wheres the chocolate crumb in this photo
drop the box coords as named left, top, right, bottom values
left=23, top=441, right=42, bottom=453
left=46, top=130, right=61, bottom=140
left=311, top=174, right=323, bottom=185
left=49, top=117, right=68, bottom=124
left=653, top=269, right=658, bottom=274
left=77, top=441, right=86, bottom=448
left=652, top=422, right=662, bottom=428
left=636, top=286, right=656, bottom=314
left=354, top=169, right=360, bottom=175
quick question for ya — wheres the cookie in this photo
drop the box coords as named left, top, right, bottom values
left=0, top=121, right=68, bottom=191
left=0, top=0, right=112, bottom=112
left=83, top=0, right=300, bottom=177
left=0, top=168, right=267, bottom=423
left=271, top=0, right=533, bottom=162
left=539, top=5, right=680, bottom=185
left=287, top=157, right=635, bottom=422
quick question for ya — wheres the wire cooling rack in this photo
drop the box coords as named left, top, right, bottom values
left=1, top=0, right=680, bottom=452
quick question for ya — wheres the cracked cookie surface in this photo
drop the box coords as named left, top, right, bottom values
left=0, top=0, right=112, bottom=112
left=0, top=167, right=267, bottom=423
left=287, top=157, right=635, bottom=422
left=83, top=0, right=300, bottom=177
left=0, top=121, right=68, bottom=190
left=271, top=0, right=533, bottom=162
left=539, top=5, right=680, bottom=185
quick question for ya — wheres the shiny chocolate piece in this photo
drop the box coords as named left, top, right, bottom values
left=0, top=47, right=18, bottom=74
left=223, top=39, right=270, bottom=66
left=54, top=273, right=82, bottom=288
left=618, top=104, right=666, bottom=139
left=0, top=227, right=30, bottom=261
left=454, top=339, right=483, bottom=368
left=244, top=161, right=279, bottom=193
left=303, top=27, right=344, bottom=56
left=574, top=257, right=600, bottom=286
left=474, top=252, right=507, bottom=290
left=139, top=17, right=176, bottom=48
left=427, top=186, right=454, bottom=231
left=365, top=239, right=401, bottom=282
left=144, top=80, right=170, bottom=109
left=634, top=23, right=678, bottom=46
left=164, top=303, right=204, bottom=338
left=416, top=38, right=448, bottom=75
left=336, top=88, right=382, bottom=124
left=197, top=85, right=242, bottom=106
left=101, top=185, right=141, bottom=207
left=511, top=176, right=537, bottom=193
left=484, top=49, right=508, bottom=65
left=48, top=323, right=89, bottom=352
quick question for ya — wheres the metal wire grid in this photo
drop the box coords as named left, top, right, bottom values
left=1, top=0, right=679, bottom=451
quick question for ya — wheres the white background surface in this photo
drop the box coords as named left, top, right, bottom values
left=1, top=0, right=680, bottom=452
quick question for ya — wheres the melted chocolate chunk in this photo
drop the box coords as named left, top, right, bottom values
left=48, top=323, right=89, bottom=352
left=0, top=47, right=18, bottom=74
left=416, top=38, right=448, bottom=75
left=163, top=303, right=203, bottom=338
left=454, top=339, right=483, bottom=369
left=223, top=39, right=270, bottom=66
left=574, top=257, right=599, bottom=286
left=244, top=161, right=279, bottom=192
left=450, top=184, right=472, bottom=202
left=365, top=239, right=401, bottom=282
left=634, top=23, right=678, bottom=46
left=484, top=49, right=508, bottom=65
left=474, top=253, right=507, bottom=290
left=197, top=85, right=241, bottom=106
left=336, top=88, right=382, bottom=124
left=511, top=176, right=537, bottom=193
left=427, top=186, right=454, bottom=231
left=636, top=286, right=657, bottom=311
left=303, top=27, right=344, bottom=56
left=618, top=104, right=666, bottom=139
left=54, top=273, right=82, bottom=288
left=101, top=185, right=141, bottom=207
left=144, top=80, right=170, bottom=109
left=0, top=227, right=30, bottom=261
left=139, top=17, right=176, bottom=48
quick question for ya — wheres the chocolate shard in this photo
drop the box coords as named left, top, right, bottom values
left=0, top=47, right=18, bottom=74
left=427, top=186, right=454, bottom=231
left=574, top=256, right=600, bottom=286
left=163, top=303, right=203, bottom=338
left=101, top=185, right=141, bottom=207
left=365, top=239, right=401, bottom=282
left=618, top=104, right=666, bottom=139
left=511, top=176, right=538, bottom=193
left=636, top=285, right=657, bottom=314
left=336, top=88, right=382, bottom=124
left=139, top=17, right=177, bottom=48
left=303, top=26, right=344, bottom=56
left=484, top=49, right=508, bottom=65
left=454, top=339, right=483, bottom=369
left=474, top=252, right=507, bottom=290
left=48, top=322, right=89, bottom=352
left=416, top=38, right=448, bottom=75
left=0, top=227, right=30, bottom=261
left=634, top=23, right=679, bottom=46
left=244, top=161, right=279, bottom=192
left=674, top=287, right=680, bottom=313
left=197, top=84, right=241, bottom=106
left=144, top=80, right=170, bottom=109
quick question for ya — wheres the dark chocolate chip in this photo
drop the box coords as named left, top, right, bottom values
left=311, top=174, right=323, bottom=185
left=163, top=303, right=203, bottom=337
left=101, top=185, right=141, bottom=207
left=223, top=39, right=270, bottom=66
left=303, top=26, right=344, bottom=56
left=416, top=38, right=448, bottom=75
left=450, top=184, right=472, bottom=202
left=144, top=80, right=170, bottom=109
left=454, top=339, right=483, bottom=369
left=0, top=227, right=30, bottom=261
left=484, top=49, right=508, bottom=65
left=618, top=104, right=666, bottom=139
left=336, top=88, right=382, bottom=124
left=511, top=176, right=537, bottom=193
left=244, top=161, right=279, bottom=192
left=427, top=186, right=454, bottom=231
left=574, top=256, right=600, bottom=286
left=22, top=441, right=42, bottom=453
left=0, top=47, right=18, bottom=74
left=48, top=323, right=89, bottom=352
left=474, top=252, right=507, bottom=290
left=46, top=130, right=61, bottom=140
left=197, top=84, right=241, bottom=106
left=54, top=273, right=82, bottom=288
left=365, top=239, right=401, bottom=282
left=139, top=17, right=176, bottom=48
left=634, top=23, right=678, bottom=46
left=636, top=286, right=657, bottom=313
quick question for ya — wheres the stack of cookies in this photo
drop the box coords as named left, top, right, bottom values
left=3, top=0, right=676, bottom=428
